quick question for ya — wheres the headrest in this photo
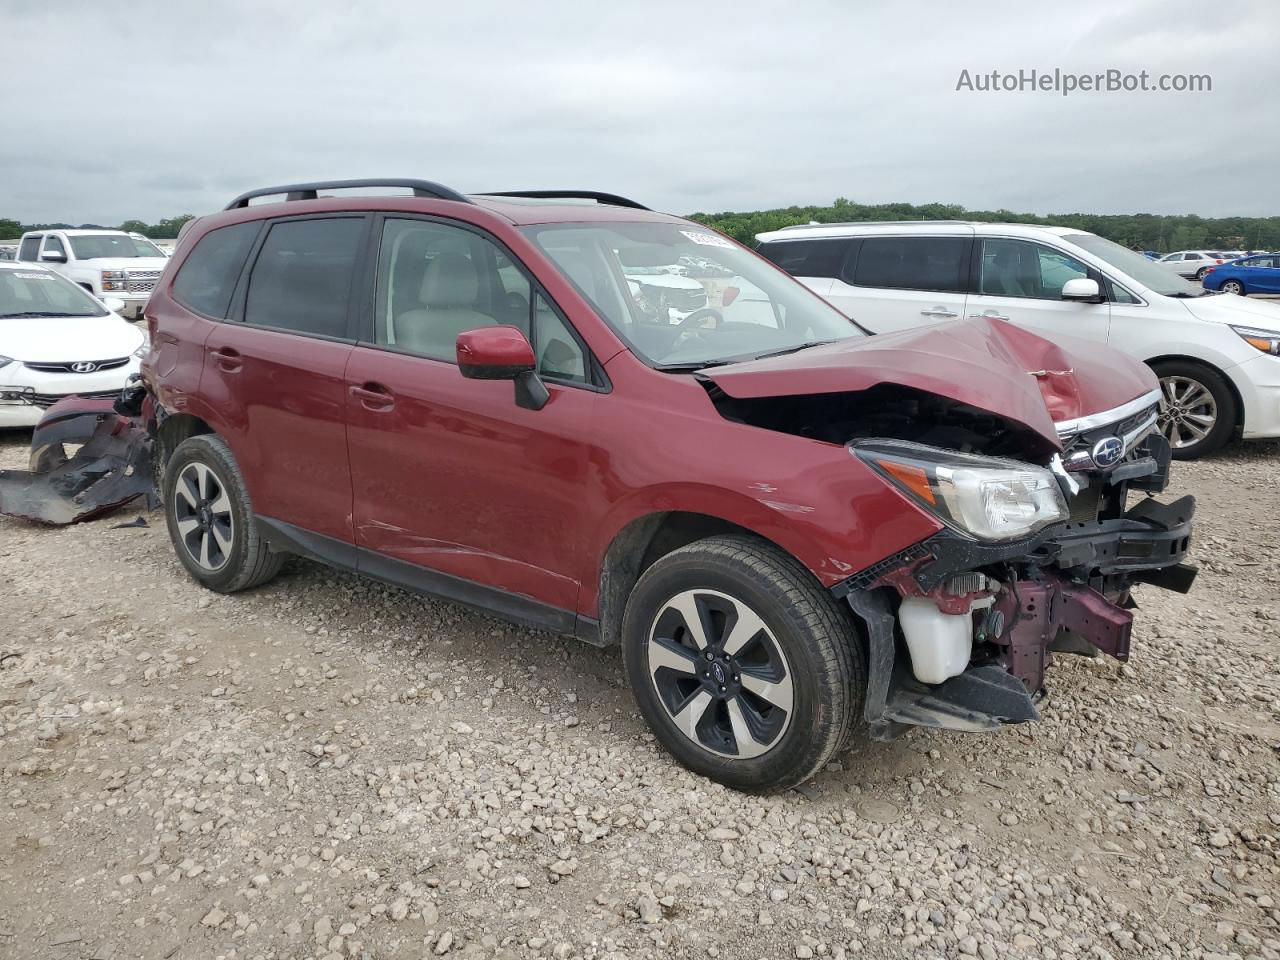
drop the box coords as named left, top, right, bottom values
left=420, top=252, right=479, bottom=307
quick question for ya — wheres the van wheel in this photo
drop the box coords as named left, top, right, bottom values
left=1152, top=360, right=1236, bottom=459
left=1220, top=279, right=1245, bottom=295
left=163, top=435, right=284, bottom=593
left=621, top=535, right=864, bottom=793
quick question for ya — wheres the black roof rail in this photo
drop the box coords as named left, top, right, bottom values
left=224, top=178, right=472, bottom=211
left=478, top=190, right=650, bottom=211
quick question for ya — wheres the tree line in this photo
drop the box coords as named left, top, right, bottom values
left=688, top=198, right=1280, bottom=252
left=0, top=214, right=195, bottom=241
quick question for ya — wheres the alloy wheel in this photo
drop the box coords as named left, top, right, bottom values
left=646, top=588, right=793, bottom=759
left=1158, top=375, right=1218, bottom=449
left=172, top=461, right=235, bottom=571
left=1222, top=280, right=1244, bottom=295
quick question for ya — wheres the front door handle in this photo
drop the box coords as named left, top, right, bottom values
left=920, top=307, right=958, bottom=318
left=350, top=383, right=395, bottom=410
left=208, top=346, right=242, bottom=372
left=970, top=310, right=1011, bottom=320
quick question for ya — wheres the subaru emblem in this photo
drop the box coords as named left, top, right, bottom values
left=1091, top=436, right=1124, bottom=469
left=71, top=361, right=97, bottom=373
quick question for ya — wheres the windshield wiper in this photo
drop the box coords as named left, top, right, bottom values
left=0, top=311, right=89, bottom=318
left=750, top=339, right=837, bottom=360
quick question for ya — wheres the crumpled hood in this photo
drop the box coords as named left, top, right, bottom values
left=1, top=315, right=145, bottom=363
left=1179, top=291, right=1280, bottom=332
left=700, top=316, right=1157, bottom=447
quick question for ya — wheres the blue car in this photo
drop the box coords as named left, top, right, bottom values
left=1202, top=253, right=1280, bottom=295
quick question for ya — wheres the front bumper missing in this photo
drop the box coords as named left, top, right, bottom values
left=841, top=494, right=1197, bottom=740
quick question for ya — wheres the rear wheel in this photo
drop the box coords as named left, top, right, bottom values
left=1195, top=266, right=1211, bottom=281
left=1221, top=279, right=1245, bottom=295
left=1152, top=360, right=1236, bottom=459
left=163, top=435, right=284, bottom=592
left=621, top=535, right=864, bottom=792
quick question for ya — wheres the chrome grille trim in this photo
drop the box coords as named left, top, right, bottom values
left=1055, top=388, right=1162, bottom=440
left=23, top=357, right=130, bottom=374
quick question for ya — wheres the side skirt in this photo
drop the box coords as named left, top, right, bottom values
left=256, top=516, right=604, bottom=645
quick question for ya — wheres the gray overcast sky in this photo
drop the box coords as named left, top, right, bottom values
left=2, top=0, right=1277, bottom=225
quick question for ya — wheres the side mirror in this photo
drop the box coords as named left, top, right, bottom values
left=102, top=297, right=127, bottom=314
left=1061, top=278, right=1104, bottom=303
left=456, top=326, right=548, bottom=410
left=40, top=250, right=67, bottom=264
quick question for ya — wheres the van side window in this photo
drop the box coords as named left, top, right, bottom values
left=244, top=218, right=364, bottom=338
left=18, top=236, right=41, bottom=262
left=757, top=239, right=849, bottom=279
left=171, top=222, right=260, bottom=318
left=979, top=239, right=1090, bottom=300
left=851, top=237, right=969, bottom=292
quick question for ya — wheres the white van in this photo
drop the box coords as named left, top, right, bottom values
left=756, top=221, right=1280, bottom=459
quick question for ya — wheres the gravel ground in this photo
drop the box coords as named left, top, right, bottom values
left=1, top=428, right=1277, bottom=960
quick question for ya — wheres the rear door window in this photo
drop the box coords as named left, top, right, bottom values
left=243, top=218, right=365, bottom=338
left=757, top=238, right=850, bottom=279
left=850, top=237, right=970, bottom=292
left=18, top=236, right=41, bottom=261
left=172, top=222, right=261, bottom=318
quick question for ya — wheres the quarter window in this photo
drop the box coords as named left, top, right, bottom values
left=757, top=239, right=849, bottom=279
left=172, top=221, right=260, bottom=318
left=243, top=218, right=364, bottom=337
left=978, top=239, right=1090, bottom=300
left=850, top=237, right=969, bottom=292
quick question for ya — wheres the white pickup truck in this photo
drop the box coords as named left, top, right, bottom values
left=15, top=229, right=168, bottom=319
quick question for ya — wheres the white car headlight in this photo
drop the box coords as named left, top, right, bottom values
left=853, top=440, right=1068, bottom=542
left=1231, top=325, right=1280, bottom=357
left=132, top=333, right=150, bottom=359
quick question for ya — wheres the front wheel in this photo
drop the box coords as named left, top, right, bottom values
left=621, top=535, right=864, bottom=792
left=1152, top=360, right=1237, bottom=459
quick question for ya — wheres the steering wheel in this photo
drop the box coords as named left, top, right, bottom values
left=675, top=306, right=725, bottom=329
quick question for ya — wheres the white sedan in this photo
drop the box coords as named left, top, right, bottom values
left=1156, top=250, right=1227, bottom=281
left=0, top=263, right=146, bottom=428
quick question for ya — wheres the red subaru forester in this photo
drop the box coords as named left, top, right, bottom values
left=139, top=179, right=1196, bottom=791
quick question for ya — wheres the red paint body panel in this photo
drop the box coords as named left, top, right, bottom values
left=142, top=194, right=1157, bottom=627
left=702, top=316, right=1158, bottom=445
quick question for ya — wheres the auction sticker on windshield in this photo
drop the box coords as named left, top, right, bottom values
left=13, top=273, right=55, bottom=280
left=680, top=230, right=735, bottom=249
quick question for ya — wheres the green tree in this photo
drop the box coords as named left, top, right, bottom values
left=0, top=217, right=22, bottom=240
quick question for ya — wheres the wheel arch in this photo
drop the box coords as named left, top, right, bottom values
left=1144, top=353, right=1245, bottom=431
left=154, top=411, right=216, bottom=483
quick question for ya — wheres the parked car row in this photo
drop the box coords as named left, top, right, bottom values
left=12, top=227, right=169, bottom=319
left=755, top=221, right=1280, bottom=459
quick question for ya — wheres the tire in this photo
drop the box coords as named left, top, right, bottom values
left=162, top=435, right=284, bottom=592
left=1221, top=279, right=1245, bottom=295
left=621, top=535, right=865, bottom=792
left=1151, top=360, right=1237, bottom=460
left=1195, top=267, right=1210, bottom=281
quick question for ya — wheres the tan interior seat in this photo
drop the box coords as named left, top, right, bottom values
left=394, top=252, right=496, bottom=356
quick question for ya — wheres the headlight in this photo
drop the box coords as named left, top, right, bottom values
left=853, top=440, right=1068, bottom=542
left=102, top=269, right=127, bottom=292
left=1231, top=325, right=1280, bottom=356
left=133, top=334, right=150, bottom=359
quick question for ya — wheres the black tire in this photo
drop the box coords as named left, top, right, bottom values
left=621, top=535, right=865, bottom=793
left=1151, top=360, right=1237, bottom=460
left=162, top=435, right=284, bottom=592
left=1221, top=279, right=1245, bottom=295
left=1195, top=266, right=1210, bottom=281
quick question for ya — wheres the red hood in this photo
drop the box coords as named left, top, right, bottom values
left=701, top=317, right=1157, bottom=447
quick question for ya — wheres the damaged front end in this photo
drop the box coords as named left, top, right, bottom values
left=833, top=395, right=1196, bottom=740
left=0, top=384, right=155, bottom=524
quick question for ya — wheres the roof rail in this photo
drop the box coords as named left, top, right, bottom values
left=478, top=190, right=650, bottom=211
left=777, top=219, right=973, bottom=230
left=224, top=178, right=472, bottom=211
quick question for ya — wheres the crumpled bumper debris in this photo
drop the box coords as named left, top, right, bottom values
left=0, top=390, right=155, bottom=525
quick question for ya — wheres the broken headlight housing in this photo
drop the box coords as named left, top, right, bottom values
left=853, top=440, right=1068, bottom=542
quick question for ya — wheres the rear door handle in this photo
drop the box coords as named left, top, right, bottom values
left=208, top=346, right=242, bottom=372
left=350, top=383, right=395, bottom=410
left=920, top=307, right=958, bottom=318
left=970, top=310, right=1011, bottom=320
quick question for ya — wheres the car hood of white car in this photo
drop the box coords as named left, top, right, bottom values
left=1180, top=292, right=1280, bottom=333
left=74, top=256, right=168, bottom=272
left=2, top=314, right=144, bottom=363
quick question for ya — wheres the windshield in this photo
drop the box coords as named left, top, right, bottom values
left=68, top=233, right=164, bottom=260
left=521, top=221, right=863, bottom=367
left=0, top=268, right=107, bottom=317
left=1065, top=233, right=1205, bottom=297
